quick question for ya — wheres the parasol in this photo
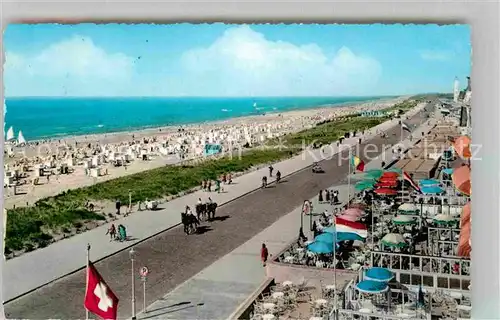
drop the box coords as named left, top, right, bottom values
left=374, top=188, right=398, bottom=196
left=364, top=267, right=394, bottom=282
left=452, top=165, right=471, bottom=196
left=420, top=185, right=444, bottom=195
left=355, top=280, right=389, bottom=294
left=392, top=215, right=417, bottom=225
left=381, top=233, right=407, bottom=248
left=342, top=208, right=365, bottom=218
left=418, top=179, right=439, bottom=187
left=433, top=214, right=456, bottom=225
left=453, top=136, right=472, bottom=159
left=375, top=180, right=398, bottom=188
left=458, top=202, right=471, bottom=258
left=398, top=203, right=419, bottom=214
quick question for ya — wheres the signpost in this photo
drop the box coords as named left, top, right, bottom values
left=139, top=266, right=149, bottom=313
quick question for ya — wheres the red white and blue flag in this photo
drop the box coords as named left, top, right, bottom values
left=403, top=171, right=422, bottom=193
left=335, top=217, right=368, bottom=239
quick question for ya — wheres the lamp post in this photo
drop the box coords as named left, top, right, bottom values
left=129, top=247, right=137, bottom=320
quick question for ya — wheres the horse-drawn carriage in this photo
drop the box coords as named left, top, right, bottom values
left=312, top=162, right=324, bottom=173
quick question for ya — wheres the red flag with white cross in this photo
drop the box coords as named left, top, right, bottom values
left=84, top=261, right=119, bottom=320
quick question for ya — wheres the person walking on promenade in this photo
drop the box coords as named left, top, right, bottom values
left=268, top=165, right=274, bottom=177
left=261, top=243, right=269, bottom=267
left=207, top=180, right=212, bottom=192
left=202, top=180, right=206, bottom=191
left=115, top=199, right=121, bottom=215
left=106, top=224, right=117, bottom=241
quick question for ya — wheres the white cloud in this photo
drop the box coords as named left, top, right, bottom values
left=174, top=25, right=382, bottom=96
left=420, top=50, right=451, bottom=61
left=4, top=36, right=135, bottom=96
left=5, top=27, right=383, bottom=97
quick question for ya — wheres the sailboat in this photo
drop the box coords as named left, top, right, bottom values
left=17, top=130, right=26, bottom=146
left=5, top=126, right=14, bottom=142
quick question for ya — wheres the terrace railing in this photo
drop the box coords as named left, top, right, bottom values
left=427, top=227, right=462, bottom=257
left=370, top=251, right=471, bottom=292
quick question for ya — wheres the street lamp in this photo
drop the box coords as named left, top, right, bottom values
left=129, top=247, right=137, bottom=320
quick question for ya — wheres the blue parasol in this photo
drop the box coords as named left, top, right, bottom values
left=442, top=168, right=454, bottom=175
left=364, top=267, right=394, bottom=282
left=314, top=232, right=342, bottom=248
left=306, top=241, right=334, bottom=254
left=419, top=179, right=439, bottom=187
left=420, top=185, right=444, bottom=195
left=355, top=280, right=389, bottom=294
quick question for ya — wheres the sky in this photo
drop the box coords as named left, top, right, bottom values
left=4, top=23, right=471, bottom=97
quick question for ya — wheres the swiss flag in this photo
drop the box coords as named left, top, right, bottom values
left=84, top=261, right=119, bottom=320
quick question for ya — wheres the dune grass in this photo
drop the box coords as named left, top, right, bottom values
left=4, top=101, right=414, bottom=254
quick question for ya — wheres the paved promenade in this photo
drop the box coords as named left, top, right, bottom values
left=4, top=103, right=430, bottom=319
left=133, top=114, right=433, bottom=320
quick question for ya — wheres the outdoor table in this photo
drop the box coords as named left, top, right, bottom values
left=325, top=285, right=335, bottom=291
left=296, top=248, right=305, bottom=253
left=284, top=256, right=295, bottom=263
left=283, top=281, right=293, bottom=287
left=263, top=303, right=276, bottom=310
left=262, top=314, right=275, bottom=320
left=359, top=308, right=372, bottom=313
left=397, top=313, right=411, bottom=318
left=272, top=291, right=285, bottom=299
left=315, top=299, right=328, bottom=306
left=315, top=261, right=325, bottom=268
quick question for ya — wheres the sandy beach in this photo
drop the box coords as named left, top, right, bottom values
left=4, top=96, right=407, bottom=209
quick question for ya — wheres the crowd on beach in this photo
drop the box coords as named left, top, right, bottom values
left=4, top=97, right=406, bottom=209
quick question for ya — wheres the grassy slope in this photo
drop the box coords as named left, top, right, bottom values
left=5, top=99, right=418, bottom=254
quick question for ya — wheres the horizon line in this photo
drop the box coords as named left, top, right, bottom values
left=4, top=93, right=449, bottom=99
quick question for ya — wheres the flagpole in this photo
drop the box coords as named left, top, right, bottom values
left=347, top=148, right=352, bottom=204
left=86, top=243, right=90, bottom=320
left=400, top=121, right=403, bottom=143
left=332, top=217, right=338, bottom=319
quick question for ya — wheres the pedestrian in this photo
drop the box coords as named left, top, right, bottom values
left=261, top=243, right=269, bottom=267
left=268, top=165, right=274, bottom=177
left=381, top=161, right=386, bottom=168
left=333, top=190, right=339, bottom=204
left=106, top=224, right=116, bottom=241
left=318, top=189, right=324, bottom=202
left=228, top=173, right=233, bottom=184
left=207, top=180, right=212, bottom=192
left=202, top=180, right=206, bottom=191
left=115, top=199, right=121, bottom=215
left=325, top=189, right=331, bottom=202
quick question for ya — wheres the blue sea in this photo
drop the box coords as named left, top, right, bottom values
left=5, top=96, right=392, bottom=141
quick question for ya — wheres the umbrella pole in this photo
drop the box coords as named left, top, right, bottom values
left=371, top=202, right=375, bottom=266
left=333, top=218, right=338, bottom=319
left=401, top=170, right=405, bottom=203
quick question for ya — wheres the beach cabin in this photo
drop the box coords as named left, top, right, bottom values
left=204, top=144, right=222, bottom=156
left=360, top=110, right=386, bottom=118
